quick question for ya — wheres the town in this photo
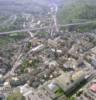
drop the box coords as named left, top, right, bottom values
left=0, top=0, right=96, bottom=100
left=0, top=30, right=96, bottom=100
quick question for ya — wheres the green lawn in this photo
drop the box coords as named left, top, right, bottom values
left=7, top=92, right=25, bottom=100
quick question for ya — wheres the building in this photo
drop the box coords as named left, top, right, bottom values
left=91, top=46, right=96, bottom=54
left=44, top=71, right=87, bottom=100
left=77, top=78, right=96, bottom=100
left=44, top=80, right=66, bottom=100
left=68, top=44, right=79, bottom=59
left=89, top=83, right=96, bottom=93
left=63, top=58, right=77, bottom=71
left=55, top=71, right=86, bottom=96
left=0, top=94, right=6, bottom=100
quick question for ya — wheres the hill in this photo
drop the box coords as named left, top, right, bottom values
left=58, top=0, right=96, bottom=24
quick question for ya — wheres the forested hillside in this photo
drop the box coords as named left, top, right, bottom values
left=58, top=0, right=96, bottom=24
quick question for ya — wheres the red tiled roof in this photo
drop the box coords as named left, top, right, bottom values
left=90, top=83, right=96, bottom=92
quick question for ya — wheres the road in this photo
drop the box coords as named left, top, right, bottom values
left=0, top=20, right=96, bottom=36
left=0, top=26, right=49, bottom=35
left=49, top=3, right=59, bottom=37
